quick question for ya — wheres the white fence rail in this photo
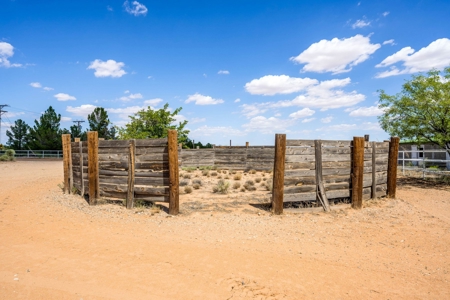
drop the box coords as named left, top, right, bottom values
left=398, top=149, right=450, bottom=177
left=0, top=150, right=63, bottom=158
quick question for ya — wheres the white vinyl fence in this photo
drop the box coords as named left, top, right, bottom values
left=0, top=150, right=63, bottom=158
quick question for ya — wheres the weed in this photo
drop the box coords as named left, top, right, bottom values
left=184, top=186, right=193, bottom=193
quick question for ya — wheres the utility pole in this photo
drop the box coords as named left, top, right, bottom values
left=0, top=104, right=10, bottom=145
left=72, top=120, right=85, bottom=137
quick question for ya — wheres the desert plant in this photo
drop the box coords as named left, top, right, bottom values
left=180, top=179, right=190, bottom=186
left=233, top=173, right=242, bottom=180
left=232, top=182, right=241, bottom=189
left=213, top=179, right=230, bottom=194
left=193, top=183, right=201, bottom=189
left=255, top=177, right=262, bottom=183
left=184, top=186, right=193, bottom=193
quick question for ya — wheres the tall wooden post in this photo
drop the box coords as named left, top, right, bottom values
left=87, top=131, right=99, bottom=205
left=126, top=139, right=136, bottom=209
left=272, top=134, right=286, bottom=215
left=168, top=130, right=179, bottom=215
left=387, top=136, right=400, bottom=198
left=62, top=134, right=72, bottom=194
left=351, top=137, right=365, bottom=209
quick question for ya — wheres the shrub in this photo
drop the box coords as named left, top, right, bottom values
left=255, top=177, right=262, bottom=183
left=180, top=179, right=190, bottom=186
left=233, top=173, right=242, bottom=180
left=213, top=179, right=230, bottom=194
left=193, top=183, right=201, bottom=190
left=192, top=179, right=202, bottom=186
left=184, top=186, right=193, bottom=193
left=232, top=182, right=241, bottom=189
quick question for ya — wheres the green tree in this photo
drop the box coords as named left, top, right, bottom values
left=28, top=106, right=63, bottom=150
left=6, top=119, right=31, bottom=150
left=117, top=103, right=189, bottom=143
left=378, top=67, right=450, bottom=154
left=87, top=107, right=114, bottom=139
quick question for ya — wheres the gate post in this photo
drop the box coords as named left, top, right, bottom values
left=387, top=136, right=400, bottom=198
left=87, top=131, right=99, bottom=205
left=272, top=134, right=286, bottom=215
left=168, top=130, right=179, bottom=215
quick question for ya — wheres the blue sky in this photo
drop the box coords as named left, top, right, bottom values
left=1, top=0, right=450, bottom=146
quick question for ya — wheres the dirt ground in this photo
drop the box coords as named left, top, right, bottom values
left=1, top=161, right=449, bottom=299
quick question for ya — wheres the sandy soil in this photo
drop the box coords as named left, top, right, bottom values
left=1, top=161, right=449, bottom=299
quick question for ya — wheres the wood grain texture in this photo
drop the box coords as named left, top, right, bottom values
left=168, top=130, right=179, bottom=215
left=387, top=137, right=400, bottom=198
left=272, top=134, right=286, bottom=215
left=351, top=137, right=364, bottom=209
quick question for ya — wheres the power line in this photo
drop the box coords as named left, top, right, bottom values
left=0, top=104, right=10, bottom=145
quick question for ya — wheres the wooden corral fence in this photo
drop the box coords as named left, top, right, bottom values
left=179, top=146, right=274, bottom=171
left=272, top=135, right=400, bottom=214
left=62, top=130, right=179, bottom=215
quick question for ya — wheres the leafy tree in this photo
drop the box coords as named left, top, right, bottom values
left=378, top=67, right=450, bottom=154
left=28, top=106, right=63, bottom=150
left=117, top=103, right=189, bottom=143
left=6, top=119, right=31, bottom=150
left=87, top=107, right=115, bottom=139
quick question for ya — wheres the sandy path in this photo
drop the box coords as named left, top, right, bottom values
left=0, top=161, right=449, bottom=299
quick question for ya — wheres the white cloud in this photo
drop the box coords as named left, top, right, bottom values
left=242, top=116, right=294, bottom=134
left=245, top=75, right=318, bottom=95
left=119, top=93, right=143, bottom=101
left=376, top=38, right=450, bottom=78
left=61, top=117, right=72, bottom=122
left=218, top=70, right=230, bottom=75
left=43, top=87, right=54, bottom=91
left=352, top=19, right=370, bottom=29
left=190, top=125, right=245, bottom=137
left=348, top=106, right=384, bottom=117
left=87, top=59, right=127, bottom=78
left=382, top=11, right=390, bottom=17
left=30, top=82, right=42, bottom=88
left=185, top=93, right=224, bottom=105
left=66, top=104, right=97, bottom=117
left=290, top=34, right=381, bottom=74
left=143, top=98, right=163, bottom=106
left=234, top=98, right=241, bottom=103
left=123, top=1, right=148, bottom=16
left=383, top=39, right=395, bottom=45
left=54, top=93, right=76, bottom=101
left=321, top=116, right=333, bottom=123
left=0, top=42, right=22, bottom=68
left=289, top=108, right=315, bottom=119
left=277, top=78, right=365, bottom=110
left=190, top=117, right=206, bottom=124
left=302, top=118, right=315, bottom=123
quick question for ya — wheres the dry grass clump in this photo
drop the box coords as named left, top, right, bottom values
left=232, top=182, right=241, bottom=189
left=193, top=184, right=201, bottom=190
left=255, top=177, right=262, bottom=183
left=180, top=179, right=190, bottom=186
left=212, top=179, right=230, bottom=194
left=184, top=186, right=193, bottom=193
left=233, top=173, right=242, bottom=180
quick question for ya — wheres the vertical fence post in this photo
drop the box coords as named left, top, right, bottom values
left=62, top=134, right=72, bottom=194
left=387, top=136, right=400, bottom=198
left=351, top=137, right=364, bottom=209
left=168, top=130, right=179, bottom=215
left=272, top=134, right=286, bottom=215
left=87, top=131, right=99, bottom=205
left=371, top=142, right=377, bottom=199
left=126, top=139, right=136, bottom=209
